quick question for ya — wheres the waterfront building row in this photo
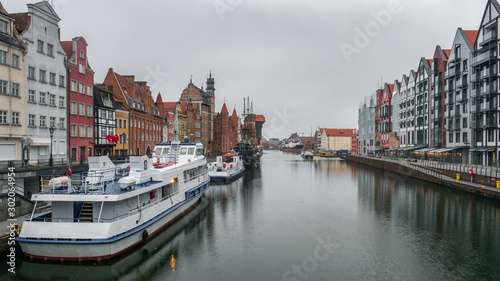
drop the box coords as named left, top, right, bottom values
left=358, top=0, right=500, bottom=166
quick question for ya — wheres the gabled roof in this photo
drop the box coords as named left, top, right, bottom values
left=463, top=30, right=479, bottom=48
left=322, top=128, right=357, bottom=137
left=220, top=103, right=228, bottom=114
left=155, top=93, right=163, bottom=104
left=10, top=13, right=29, bottom=34
left=255, top=115, right=265, bottom=122
left=443, top=49, right=451, bottom=59
left=231, top=109, right=238, bottom=118
left=60, top=41, right=73, bottom=58
left=163, top=102, right=177, bottom=110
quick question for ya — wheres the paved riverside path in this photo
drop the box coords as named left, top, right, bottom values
left=347, top=154, right=500, bottom=198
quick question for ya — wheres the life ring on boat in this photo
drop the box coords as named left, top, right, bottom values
left=230, top=164, right=233, bottom=168
left=142, top=230, right=148, bottom=241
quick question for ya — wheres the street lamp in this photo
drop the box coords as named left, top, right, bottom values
left=121, top=133, right=127, bottom=158
left=49, top=126, right=55, bottom=166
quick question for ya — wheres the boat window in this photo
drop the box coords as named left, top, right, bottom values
left=196, top=148, right=202, bottom=156
left=155, top=148, right=162, bottom=155
left=162, top=148, right=170, bottom=155
left=180, top=147, right=187, bottom=155
left=188, top=147, right=195, bottom=155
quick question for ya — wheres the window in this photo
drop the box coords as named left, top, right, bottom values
left=49, top=94, right=55, bottom=106
left=70, top=80, right=77, bottom=92
left=0, top=110, right=7, bottom=124
left=50, top=117, right=56, bottom=128
left=37, top=40, right=44, bottom=53
left=28, top=90, right=35, bottom=103
left=463, top=59, right=468, bottom=71
left=449, top=133, right=453, bottom=143
left=79, top=125, right=86, bottom=138
left=39, top=92, right=46, bottom=104
left=0, top=20, right=7, bottom=34
left=28, top=114, right=35, bottom=127
left=456, top=132, right=460, bottom=143
left=124, top=120, right=127, bottom=129
left=11, top=83, right=20, bottom=97
left=119, top=119, right=122, bottom=128
left=28, top=67, right=35, bottom=79
left=59, top=75, right=65, bottom=87
left=39, top=70, right=46, bottom=83
left=87, top=104, right=92, bottom=117
left=47, top=44, right=53, bottom=56
left=40, top=115, right=46, bottom=127
left=80, top=51, right=84, bottom=59
left=87, top=85, right=92, bottom=96
left=87, top=126, right=93, bottom=138
left=59, top=96, right=65, bottom=107
left=463, top=117, right=468, bottom=128
left=79, top=63, right=85, bottom=74
left=488, top=129, right=494, bottom=142
left=0, top=80, right=7, bottom=94
left=70, top=124, right=77, bottom=137
left=59, top=118, right=65, bottom=129
left=70, top=101, right=77, bottom=114
left=79, top=82, right=85, bottom=94
left=0, top=50, right=6, bottom=64
left=79, top=103, right=85, bottom=116
left=49, top=73, right=56, bottom=85
left=463, top=132, right=468, bottom=143
left=11, top=54, right=19, bottom=68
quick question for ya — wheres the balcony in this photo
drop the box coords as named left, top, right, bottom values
left=479, top=84, right=498, bottom=96
left=471, top=105, right=478, bottom=113
left=479, top=30, right=497, bottom=47
left=456, top=92, right=467, bottom=102
left=472, top=51, right=497, bottom=66
left=446, top=67, right=458, bottom=79
left=479, top=101, right=497, bottom=112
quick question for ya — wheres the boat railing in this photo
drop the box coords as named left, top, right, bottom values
left=39, top=167, right=129, bottom=195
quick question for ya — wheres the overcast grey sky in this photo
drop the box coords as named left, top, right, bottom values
left=4, top=0, right=486, bottom=139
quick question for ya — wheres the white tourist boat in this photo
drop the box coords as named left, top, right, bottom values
left=207, top=152, right=245, bottom=182
left=17, top=141, right=210, bottom=262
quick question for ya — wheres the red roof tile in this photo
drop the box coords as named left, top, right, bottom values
left=163, top=102, right=177, bottom=109
left=220, top=103, right=228, bottom=114
left=323, top=128, right=357, bottom=137
left=155, top=93, right=163, bottom=104
left=255, top=114, right=265, bottom=122
left=463, top=30, right=479, bottom=47
left=443, top=49, right=451, bottom=59
left=10, top=13, right=29, bottom=34
left=60, top=41, right=73, bottom=58
left=231, top=109, right=238, bottom=118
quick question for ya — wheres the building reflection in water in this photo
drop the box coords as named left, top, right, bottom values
left=356, top=165, right=500, bottom=277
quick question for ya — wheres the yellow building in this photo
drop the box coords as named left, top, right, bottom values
left=0, top=5, right=28, bottom=161
left=175, top=102, right=187, bottom=140
left=320, top=128, right=357, bottom=151
left=114, top=108, right=130, bottom=157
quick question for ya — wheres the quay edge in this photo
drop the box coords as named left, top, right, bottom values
left=343, top=154, right=500, bottom=201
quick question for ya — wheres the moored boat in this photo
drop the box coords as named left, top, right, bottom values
left=301, top=150, right=314, bottom=159
left=320, top=150, right=339, bottom=158
left=234, top=142, right=262, bottom=167
left=207, top=152, right=245, bottom=182
left=17, top=141, right=210, bottom=262
left=281, top=142, right=303, bottom=154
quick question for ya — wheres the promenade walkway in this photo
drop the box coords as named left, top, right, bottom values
left=348, top=154, right=500, bottom=197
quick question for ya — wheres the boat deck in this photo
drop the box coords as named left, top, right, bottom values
left=39, top=179, right=164, bottom=196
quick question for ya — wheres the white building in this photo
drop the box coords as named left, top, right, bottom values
left=12, top=2, right=67, bottom=164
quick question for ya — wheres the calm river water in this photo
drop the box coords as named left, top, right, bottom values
left=2, top=150, right=500, bottom=280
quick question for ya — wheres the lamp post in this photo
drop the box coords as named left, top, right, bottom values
left=122, top=133, right=127, bottom=158
left=49, top=126, right=55, bottom=166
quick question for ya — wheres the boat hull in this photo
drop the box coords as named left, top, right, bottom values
left=18, top=180, right=210, bottom=262
left=282, top=148, right=302, bottom=154
left=209, top=167, right=245, bottom=183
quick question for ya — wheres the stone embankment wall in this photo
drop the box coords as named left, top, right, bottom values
left=344, top=155, right=500, bottom=200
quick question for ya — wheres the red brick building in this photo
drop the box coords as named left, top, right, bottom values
left=154, top=96, right=176, bottom=142
left=61, top=37, right=94, bottom=162
left=103, top=69, right=163, bottom=156
left=179, top=75, right=215, bottom=153
left=213, top=103, right=239, bottom=155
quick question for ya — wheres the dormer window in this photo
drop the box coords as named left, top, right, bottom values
left=80, top=51, right=84, bottom=59
left=0, top=20, right=7, bottom=34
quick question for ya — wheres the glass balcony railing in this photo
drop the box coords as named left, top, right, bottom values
left=472, top=51, right=497, bottom=66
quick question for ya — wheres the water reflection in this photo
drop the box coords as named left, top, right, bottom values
left=15, top=196, right=210, bottom=281
left=357, top=165, right=500, bottom=280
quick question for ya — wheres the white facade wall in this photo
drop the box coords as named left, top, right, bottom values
left=23, top=3, right=67, bottom=163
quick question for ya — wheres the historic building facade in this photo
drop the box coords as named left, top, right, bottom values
left=61, top=37, right=94, bottom=162
left=12, top=2, right=68, bottom=164
left=0, top=3, right=27, bottom=161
